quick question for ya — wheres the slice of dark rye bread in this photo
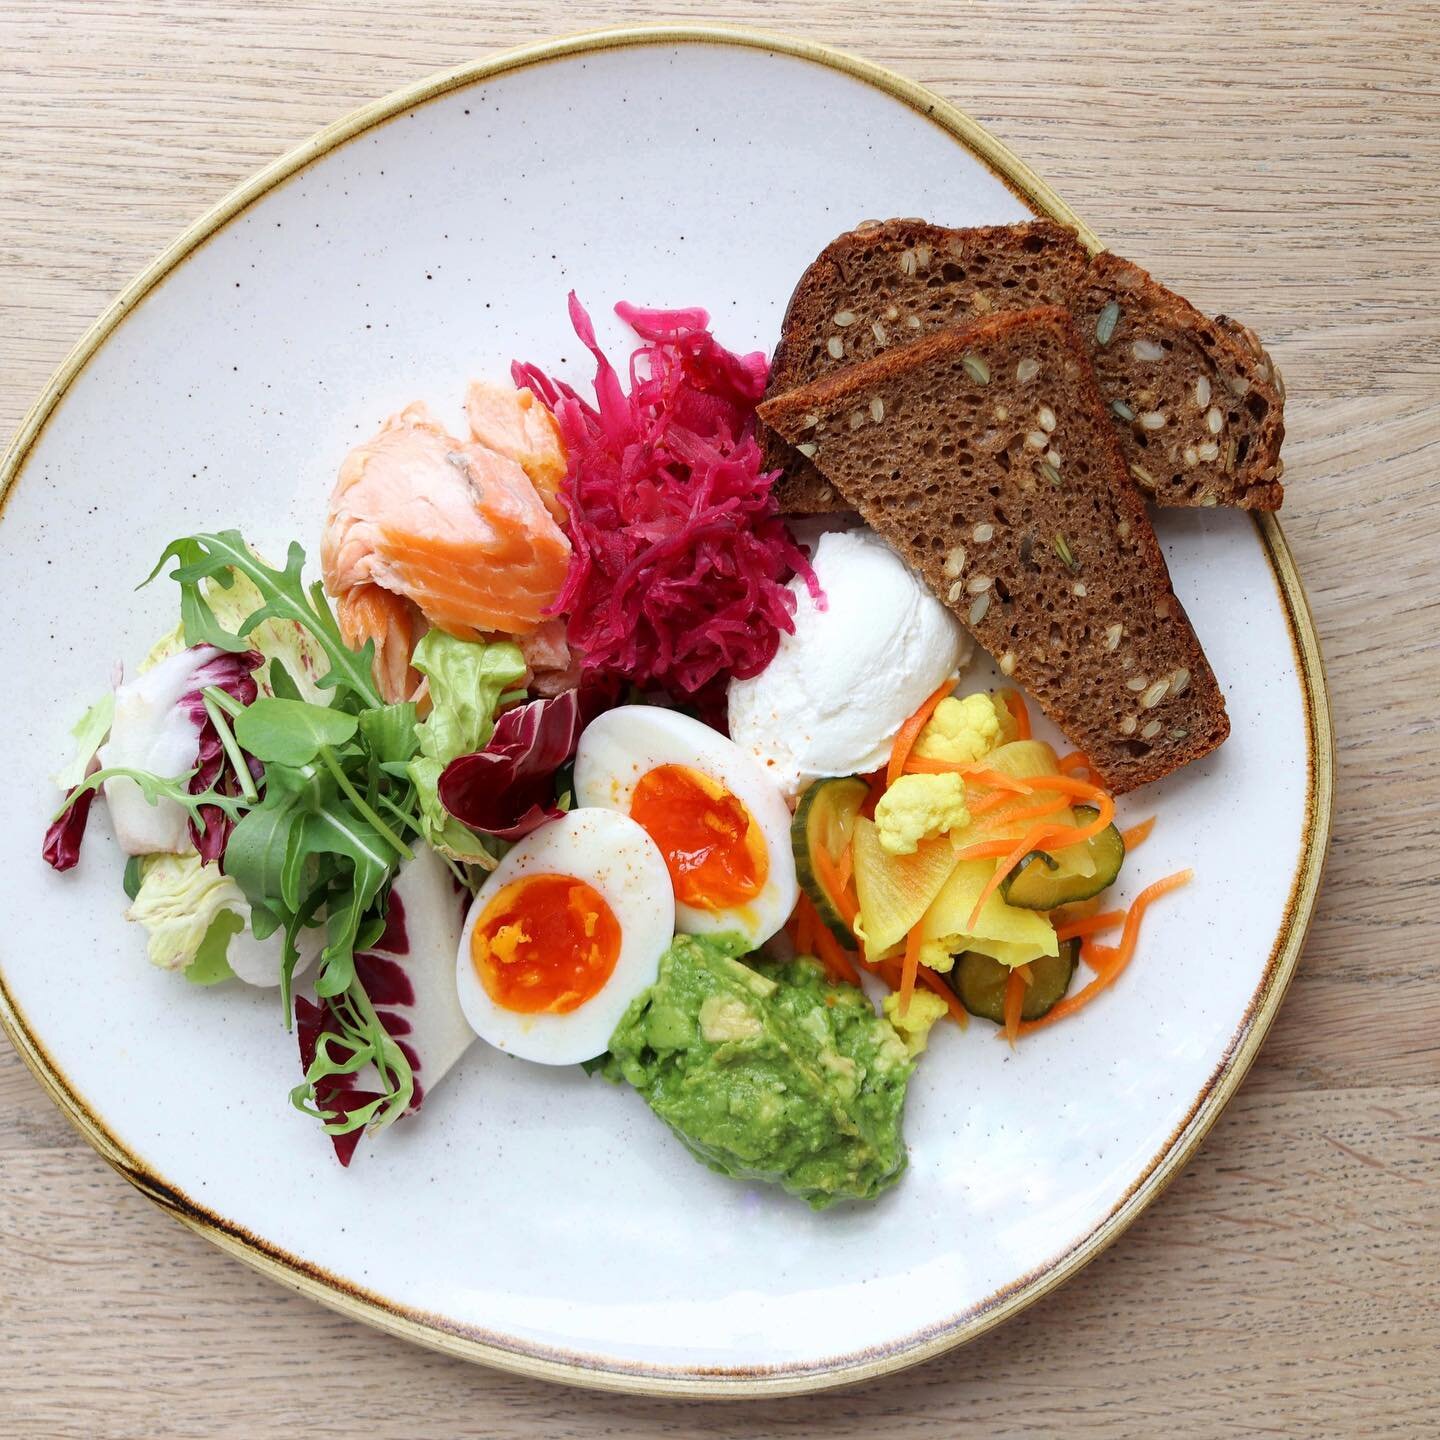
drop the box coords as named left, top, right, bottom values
left=757, top=307, right=1229, bottom=794
left=762, top=219, right=1286, bottom=514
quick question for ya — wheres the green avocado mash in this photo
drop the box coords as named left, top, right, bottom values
left=605, top=934, right=914, bottom=1209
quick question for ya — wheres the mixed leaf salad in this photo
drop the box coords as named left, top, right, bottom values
left=44, top=298, right=1188, bottom=1205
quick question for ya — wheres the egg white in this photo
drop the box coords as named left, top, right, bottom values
left=454, top=809, right=674, bottom=1065
left=573, top=705, right=798, bottom=949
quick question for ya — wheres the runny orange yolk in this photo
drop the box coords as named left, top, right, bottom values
left=470, top=873, right=622, bottom=1015
left=629, top=764, right=768, bottom=911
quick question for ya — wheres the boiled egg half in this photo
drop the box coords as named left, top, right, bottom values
left=574, top=705, right=798, bottom=949
left=455, top=809, right=674, bottom=1065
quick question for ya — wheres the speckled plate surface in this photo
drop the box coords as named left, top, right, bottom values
left=0, top=26, right=1331, bottom=1397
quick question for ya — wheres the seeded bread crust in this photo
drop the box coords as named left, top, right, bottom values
left=763, top=219, right=1285, bottom=513
left=758, top=307, right=1229, bottom=793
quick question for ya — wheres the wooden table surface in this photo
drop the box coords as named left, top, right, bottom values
left=2, top=3, right=1436, bottom=1435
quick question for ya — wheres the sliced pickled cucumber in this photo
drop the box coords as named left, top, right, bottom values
left=1000, top=805, right=1125, bottom=910
left=951, top=942, right=1079, bottom=1024
left=791, top=776, right=869, bottom=943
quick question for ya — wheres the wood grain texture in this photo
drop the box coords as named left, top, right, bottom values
left=2, top=2, right=1436, bottom=1436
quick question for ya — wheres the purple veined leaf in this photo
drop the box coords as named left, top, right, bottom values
left=42, top=786, right=98, bottom=872
left=297, top=848, right=471, bottom=1166
left=41, top=689, right=117, bottom=872
left=48, top=645, right=264, bottom=869
left=437, top=678, right=617, bottom=842
left=180, top=650, right=264, bottom=863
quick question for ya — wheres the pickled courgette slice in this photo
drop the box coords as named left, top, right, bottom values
left=951, top=941, right=1079, bottom=1024
left=792, top=776, right=869, bottom=943
left=999, top=805, right=1125, bottom=910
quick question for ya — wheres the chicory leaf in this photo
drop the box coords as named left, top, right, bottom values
left=41, top=692, right=118, bottom=872
left=41, top=791, right=95, bottom=873
left=437, top=694, right=581, bottom=840
left=56, top=693, right=115, bottom=791
left=235, top=697, right=358, bottom=766
left=438, top=681, right=616, bottom=841
left=183, top=649, right=264, bottom=862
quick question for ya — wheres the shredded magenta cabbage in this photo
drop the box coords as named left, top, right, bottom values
left=513, top=296, right=820, bottom=706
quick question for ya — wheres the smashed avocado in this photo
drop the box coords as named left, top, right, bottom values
left=605, top=934, right=914, bottom=1209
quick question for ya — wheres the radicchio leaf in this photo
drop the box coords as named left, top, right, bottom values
left=295, top=887, right=449, bottom=1166
left=295, top=996, right=385, bottom=1168
left=437, top=681, right=615, bottom=841
left=42, top=787, right=97, bottom=872
left=180, top=649, right=264, bottom=862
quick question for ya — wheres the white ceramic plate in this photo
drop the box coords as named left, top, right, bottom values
left=0, top=27, right=1331, bottom=1396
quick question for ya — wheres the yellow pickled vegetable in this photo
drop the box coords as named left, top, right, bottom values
left=951, top=740, right=1097, bottom=880
left=874, top=772, right=970, bottom=855
left=852, top=815, right=957, bottom=955
left=917, top=858, right=1059, bottom=972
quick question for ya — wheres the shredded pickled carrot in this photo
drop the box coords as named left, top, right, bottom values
left=952, top=837, right=1027, bottom=862
left=812, top=843, right=852, bottom=920
left=1013, top=869, right=1193, bottom=1036
left=791, top=898, right=814, bottom=958
left=810, top=837, right=859, bottom=934
left=1002, top=689, right=1032, bottom=740
left=1082, top=941, right=1118, bottom=972
left=888, top=682, right=955, bottom=787
left=897, top=922, right=925, bottom=1017
left=904, top=756, right=1034, bottom=794
left=954, top=791, right=1118, bottom=928
left=991, top=794, right=1071, bottom=827
left=1016, top=961, right=1035, bottom=987
left=790, top=894, right=863, bottom=987
left=1057, top=750, right=1094, bottom=776
left=917, top=966, right=969, bottom=1029
left=1121, top=815, right=1156, bottom=850
left=809, top=913, right=864, bottom=988
left=1054, top=909, right=1125, bottom=942
left=861, top=947, right=969, bottom=1029
left=1021, top=773, right=1113, bottom=802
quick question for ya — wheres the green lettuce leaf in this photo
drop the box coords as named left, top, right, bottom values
left=405, top=633, right=525, bottom=860
left=55, top=692, right=115, bottom=790
left=126, top=852, right=250, bottom=972
left=186, top=913, right=241, bottom=985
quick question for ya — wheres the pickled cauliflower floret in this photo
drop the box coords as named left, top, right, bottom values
left=914, top=692, right=1004, bottom=765
left=917, top=939, right=957, bottom=975
left=883, top=989, right=950, bottom=1056
left=874, top=772, right=971, bottom=856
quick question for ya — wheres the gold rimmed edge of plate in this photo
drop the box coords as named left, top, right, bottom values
left=0, top=21, right=1334, bottom=1400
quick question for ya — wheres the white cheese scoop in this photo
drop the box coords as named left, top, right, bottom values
left=727, top=528, right=971, bottom=799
